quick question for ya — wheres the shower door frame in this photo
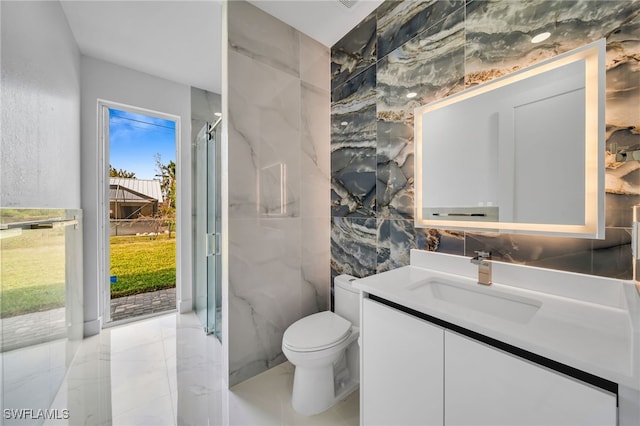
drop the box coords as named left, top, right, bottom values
left=194, top=118, right=222, bottom=338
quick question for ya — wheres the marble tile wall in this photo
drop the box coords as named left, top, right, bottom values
left=331, top=0, right=640, bottom=284
left=226, top=1, right=330, bottom=386
left=191, top=87, right=221, bottom=146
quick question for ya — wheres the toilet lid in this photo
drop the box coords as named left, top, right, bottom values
left=283, top=311, right=351, bottom=352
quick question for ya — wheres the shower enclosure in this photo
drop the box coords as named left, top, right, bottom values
left=193, top=119, right=222, bottom=338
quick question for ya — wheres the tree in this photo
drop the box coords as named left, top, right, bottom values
left=154, top=154, right=176, bottom=209
left=153, top=154, right=177, bottom=238
left=110, top=165, right=136, bottom=178
left=157, top=200, right=176, bottom=238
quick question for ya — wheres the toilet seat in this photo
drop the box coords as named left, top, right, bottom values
left=283, top=311, right=352, bottom=352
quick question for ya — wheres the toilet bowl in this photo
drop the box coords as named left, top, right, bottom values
left=282, top=275, right=360, bottom=416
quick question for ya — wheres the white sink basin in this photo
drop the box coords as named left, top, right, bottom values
left=407, top=278, right=542, bottom=324
left=354, top=251, right=640, bottom=389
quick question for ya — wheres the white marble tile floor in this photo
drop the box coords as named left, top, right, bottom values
left=42, top=312, right=359, bottom=426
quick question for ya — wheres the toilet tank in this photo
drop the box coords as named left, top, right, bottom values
left=334, top=274, right=360, bottom=327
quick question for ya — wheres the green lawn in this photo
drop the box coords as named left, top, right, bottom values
left=0, top=231, right=175, bottom=318
left=109, top=235, right=176, bottom=298
left=1, top=229, right=66, bottom=318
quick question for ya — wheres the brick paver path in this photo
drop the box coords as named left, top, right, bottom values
left=0, top=307, right=67, bottom=352
left=110, top=287, right=176, bottom=322
left=0, top=288, right=176, bottom=352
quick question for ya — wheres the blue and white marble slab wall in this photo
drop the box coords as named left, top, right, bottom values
left=376, top=0, right=464, bottom=59
left=226, top=1, right=330, bottom=386
left=331, top=13, right=377, bottom=91
left=331, top=66, right=377, bottom=219
left=331, top=217, right=377, bottom=279
left=376, top=5, right=465, bottom=221
left=462, top=0, right=639, bottom=277
left=331, top=0, right=640, bottom=282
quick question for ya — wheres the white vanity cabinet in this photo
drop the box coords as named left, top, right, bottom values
left=444, top=331, right=617, bottom=426
left=361, top=298, right=618, bottom=426
left=362, top=298, right=444, bottom=426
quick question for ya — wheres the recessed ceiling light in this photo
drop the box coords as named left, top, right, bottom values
left=340, top=121, right=349, bottom=126
left=214, top=112, right=222, bottom=117
left=406, top=92, right=418, bottom=99
left=531, top=32, right=551, bottom=44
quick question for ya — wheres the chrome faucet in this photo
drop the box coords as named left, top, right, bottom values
left=470, top=251, right=492, bottom=285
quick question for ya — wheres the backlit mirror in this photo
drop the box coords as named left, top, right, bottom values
left=414, top=39, right=605, bottom=238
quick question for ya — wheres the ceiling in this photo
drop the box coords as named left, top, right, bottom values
left=60, top=0, right=383, bottom=95
left=248, top=0, right=383, bottom=47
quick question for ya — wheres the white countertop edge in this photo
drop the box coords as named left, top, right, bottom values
left=355, top=254, right=640, bottom=391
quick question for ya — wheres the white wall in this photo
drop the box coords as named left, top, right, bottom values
left=0, top=1, right=81, bottom=208
left=0, top=0, right=82, bottom=418
left=80, top=56, right=192, bottom=335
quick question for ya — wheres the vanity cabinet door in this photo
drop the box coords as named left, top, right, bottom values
left=444, top=331, right=617, bottom=426
left=362, top=299, right=444, bottom=426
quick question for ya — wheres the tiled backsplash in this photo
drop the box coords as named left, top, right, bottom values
left=331, top=0, right=640, bottom=281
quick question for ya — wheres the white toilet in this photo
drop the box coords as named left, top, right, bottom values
left=282, top=274, right=360, bottom=416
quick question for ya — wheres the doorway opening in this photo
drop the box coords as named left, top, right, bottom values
left=104, top=105, right=178, bottom=324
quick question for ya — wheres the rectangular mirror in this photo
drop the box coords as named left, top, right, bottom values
left=414, top=39, right=605, bottom=238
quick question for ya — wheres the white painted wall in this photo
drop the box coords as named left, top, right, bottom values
left=0, top=1, right=81, bottom=208
left=80, top=56, right=192, bottom=335
left=0, top=0, right=82, bottom=417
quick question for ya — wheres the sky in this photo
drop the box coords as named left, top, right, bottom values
left=109, top=108, right=176, bottom=180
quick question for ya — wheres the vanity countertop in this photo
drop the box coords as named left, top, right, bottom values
left=354, top=250, right=640, bottom=391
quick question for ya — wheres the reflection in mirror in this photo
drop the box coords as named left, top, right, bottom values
left=414, top=39, right=605, bottom=238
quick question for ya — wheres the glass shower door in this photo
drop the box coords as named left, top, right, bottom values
left=207, top=119, right=222, bottom=338
left=194, top=121, right=221, bottom=338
